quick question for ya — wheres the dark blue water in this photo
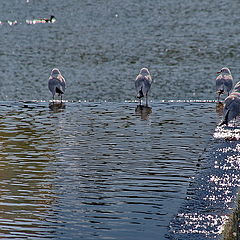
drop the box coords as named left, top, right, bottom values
left=0, top=0, right=240, bottom=239
left=169, top=132, right=240, bottom=239
left=0, top=0, right=239, bottom=102
left=0, top=100, right=217, bottom=240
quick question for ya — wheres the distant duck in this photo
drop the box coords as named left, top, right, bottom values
left=26, top=15, right=56, bottom=24
left=135, top=68, right=153, bottom=106
left=48, top=68, right=66, bottom=101
left=39, top=15, right=56, bottom=23
left=215, top=67, right=233, bottom=101
left=7, top=20, right=18, bottom=26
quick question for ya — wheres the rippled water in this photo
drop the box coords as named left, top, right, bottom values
left=0, top=100, right=216, bottom=239
left=169, top=124, right=240, bottom=239
left=0, top=0, right=240, bottom=239
left=0, top=0, right=240, bottom=101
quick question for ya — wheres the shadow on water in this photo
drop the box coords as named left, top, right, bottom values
left=135, top=105, right=152, bottom=120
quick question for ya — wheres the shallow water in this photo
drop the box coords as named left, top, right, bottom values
left=1, top=0, right=240, bottom=239
left=0, top=100, right=217, bottom=240
left=169, top=125, right=240, bottom=239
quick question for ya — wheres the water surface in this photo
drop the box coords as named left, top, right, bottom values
left=0, top=0, right=239, bottom=101
left=0, top=100, right=217, bottom=239
left=0, top=0, right=240, bottom=239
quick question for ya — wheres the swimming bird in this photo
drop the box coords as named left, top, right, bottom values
left=219, top=81, right=240, bottom=126
left=7, top=20, right=17, bottom=26
left=135, top=68, right=152, bottom=106
left=39, top=15, right=56, bottom=23
left=48, top=68, right=66, bottom=101
left=215, top=67, right=233, bottom=101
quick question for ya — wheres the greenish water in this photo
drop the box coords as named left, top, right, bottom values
left=0, top=100, right=216, bottom=239
left=0, top=0, right=240, bottom=239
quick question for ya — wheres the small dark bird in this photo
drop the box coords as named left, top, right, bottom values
left=39, top=15, right=56, bottom=23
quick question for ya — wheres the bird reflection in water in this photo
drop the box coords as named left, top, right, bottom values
left=135, top=105, right=152, bottom=120
left=215, top=101, right=224, bottom=116
left=49, top=101, right=65, bottom=112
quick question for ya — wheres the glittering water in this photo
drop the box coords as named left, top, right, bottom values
left=0, top=100, right=216, bottom=240
left=169, top=114, right=240, bottom=240
left=0, top=0, right=240, bottom=101
left=0, top=0, right=240, bottom=239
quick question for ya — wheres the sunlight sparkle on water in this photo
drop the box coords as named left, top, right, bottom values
left=214, top=126, right=240, bottom=140
left=174, top=213, right=228, bottom=235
